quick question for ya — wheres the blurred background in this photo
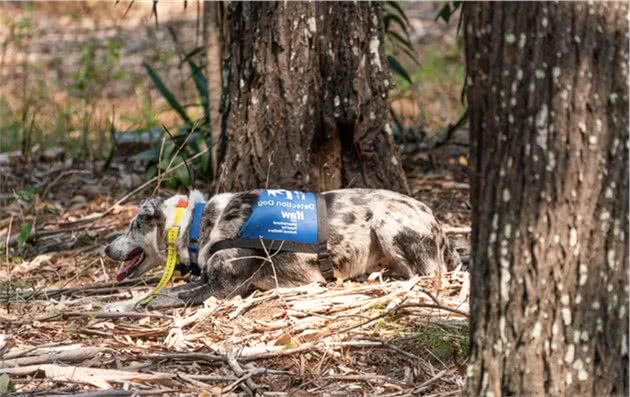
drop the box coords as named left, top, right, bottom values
left=0, top=1, right=465, bottom=170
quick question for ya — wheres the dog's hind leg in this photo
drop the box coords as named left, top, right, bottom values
left=374, top=224, right=445, bottom=276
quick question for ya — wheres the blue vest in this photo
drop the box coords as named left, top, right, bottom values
left=240, top=189, right=318, bottom=244
left=208, top=189, right=335, bottom=280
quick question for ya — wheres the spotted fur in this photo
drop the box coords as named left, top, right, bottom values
left=105, top=188, right=460, bottom=309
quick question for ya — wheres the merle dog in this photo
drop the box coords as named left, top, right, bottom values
left=105, top=189, right=459, bottom=308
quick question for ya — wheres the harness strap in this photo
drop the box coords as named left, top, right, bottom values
left=142, top=199, right=188, bottom=303
left=315, top=195, right=334, bottom=281
left=185, top=202, right=205, bottom=276
left=208, top=195, right=335, bottom=281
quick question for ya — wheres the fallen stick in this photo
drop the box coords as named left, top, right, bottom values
left=0, top=346, right=101, bottom=367
left=0, top=364, right=174, bottom=389
left=223, top=368, right=268, bottom=394
left=1, top=276, right=161, bottom=302
left=442, top=226, right=471, bottom=234
left=334, top=302, right=468, bottom=335
left=324, top=374, right=408, bottom=385
left=145, top=352, right=222, bottom=363
left=225, top=350, right=258, bottom=396
left=48, top=389, right=176, bottom=397
left=413, top=369, right=447, bottom=393
left=38, top=311, right=169, bottom=321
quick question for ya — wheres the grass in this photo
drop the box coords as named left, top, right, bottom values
left=365, top=302, right=469, bottom=363
left=413, top=321, right=469, bottom=360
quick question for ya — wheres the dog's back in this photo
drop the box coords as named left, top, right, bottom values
left=200, top=188, right=459, bottom=280
left=322, top=189, right=459, bottom=277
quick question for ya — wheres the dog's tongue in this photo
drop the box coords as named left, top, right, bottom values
left=116, top=262, right=135, bottom=281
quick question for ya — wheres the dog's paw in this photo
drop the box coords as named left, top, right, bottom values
left=145, top=293, right=185, bottom=310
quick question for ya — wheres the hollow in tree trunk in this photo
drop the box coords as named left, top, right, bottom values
left=216, top=2, right=407, bottom=193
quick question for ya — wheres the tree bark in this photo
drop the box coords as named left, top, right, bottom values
left=464, top=2, right=628, bottom=396
left=216, top=1, right=407, bottom=193
left=203, top=1, right=227, bottom=175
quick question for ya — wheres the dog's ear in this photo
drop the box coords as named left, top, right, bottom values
left=138, top=197, right=163, bottom=218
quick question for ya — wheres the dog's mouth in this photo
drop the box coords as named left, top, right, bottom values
left=116, top=247, right=145, bottom=281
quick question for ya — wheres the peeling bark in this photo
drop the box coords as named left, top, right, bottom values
left=216, top=1, right=407, bottom=193
left=464, top=2, right=629, bottom=395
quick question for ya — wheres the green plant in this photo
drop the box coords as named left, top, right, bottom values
left=383, top=2, right=423, bottom=144
left=436, top=1, right=463, bottom=32
left=16, top=222, right=32, bottom=251
left=72, top=38, right=126, bottom=157
left=140, top=51, right=212, bottom=189
left=384, top=1, right=417, bottom=86
left=414, top=322, right=469, bottom=360
left=0, top=373, right=15, bottom=394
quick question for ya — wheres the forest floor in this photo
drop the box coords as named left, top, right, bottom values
left=0, top=148, right=471, bottom=397
left=1, top=2, right=471, bottom=396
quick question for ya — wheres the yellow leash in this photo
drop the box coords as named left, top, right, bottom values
left=141, top=200, right=188, bottom=304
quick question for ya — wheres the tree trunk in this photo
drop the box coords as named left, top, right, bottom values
left=464, top=2, right=628, bottom=396
left=216, top=1, right=407, bottom=193
left=203, top=1, right=227, bottom=175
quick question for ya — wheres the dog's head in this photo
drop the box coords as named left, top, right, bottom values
left=105, top=197, right=166, bottom=281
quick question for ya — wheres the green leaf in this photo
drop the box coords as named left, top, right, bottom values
left=387, top=30, right=414, bottom=53
left=399, top=45, right=420, bottom=66
left=387, top=55, right=413, bottom=85
left=143, top=61, right=192, bottom=125
left=15, top=187, right=36, bottom=202
left=0, top=373, right=14, bottom=393
left=17, top=222, right=32, bottom=250
left=385, top=1, right=409, bottom=24
left=186, top=58, right=210, bottom=125
left=435, top=1, right=461, bottom=24
left=384, top=13, right=409, bottom=36
left=182, top=46, right=205, bottom=63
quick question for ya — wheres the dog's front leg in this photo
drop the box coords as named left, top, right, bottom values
left=145, top=280, right=212, bottom=309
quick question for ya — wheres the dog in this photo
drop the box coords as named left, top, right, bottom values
left=105, top=189, right=460, bottom=308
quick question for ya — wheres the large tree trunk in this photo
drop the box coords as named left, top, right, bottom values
left=203, top=1, right=227, bottom=175
left=464, top=2, right=628, bottom=396
left=216, top=1, right=407, bottom=193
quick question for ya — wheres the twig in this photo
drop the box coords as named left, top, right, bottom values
left=0, top=347, right=101, bottom=367
left=48, top=389, right=174, bottom=397
left=154, top=122, right=198, bottom=193
left=5, top=215, right=12, bottom=263
left=397, top=303, right=468, bottom=317
left=443, top=226, right=471, bottom=234
left=324, top=374, right=409, bottom=385
left=335, top=302, right=468, bottom=335
left=413, top=370, right=447, bottom=393
left=225, top=348, right=258, bottom=396
left=151, top=135, right=167, bottom=196
left=145, top=352, right=222, bottom=363
left=100, top=148, right=209, bottom=218
left=223, top=368, right=267, bottom=394
left=2, top=276, right=160, bottom=302
left=41, top=170, right=91, bottom=199
left=38, top=311, right=169, bottom=321
left=264, top=151, right=274, bottom=189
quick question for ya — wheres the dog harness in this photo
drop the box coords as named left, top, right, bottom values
left=146, top=190, right=334, bottom=303
left=209, top=190, right=334, bottom=281
left=142, top=199, right=188, bottom=303
left=179, top=202, right=204, bottom=277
